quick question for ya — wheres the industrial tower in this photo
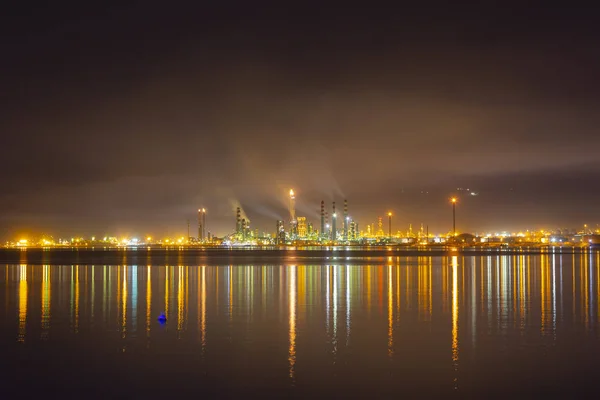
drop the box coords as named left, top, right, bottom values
left=276, top=220, right=285, bottom=244
left=289, top=189, right=297, bottom=237
left=289, top=189, right=296, bottom=222
left=198, top=208, right=206, bottom=241
left=320, top=200, right=325, bottom=239
left=332, top=201, right=337, bottom=241
left=376, top=217, right=384, bottom=237
left=343, top=199, right=348, bottom=240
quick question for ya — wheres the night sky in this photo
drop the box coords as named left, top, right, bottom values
left=2, top=2, right=599, bottom=239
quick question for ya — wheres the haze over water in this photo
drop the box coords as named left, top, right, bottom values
left=2, top=252, right=600, bottom=397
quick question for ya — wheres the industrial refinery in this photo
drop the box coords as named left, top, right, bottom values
left=191, top=189, right=600, bottom=247
left=5, top=188, right=600, bottom=249
left=177, top=189, right=599, bottom=248
left=221, top=190, right=366, bottom=246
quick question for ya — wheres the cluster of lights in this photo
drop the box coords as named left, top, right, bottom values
left=3, top=191, right=598, bottom=247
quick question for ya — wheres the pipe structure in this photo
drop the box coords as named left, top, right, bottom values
left=332, top=202, right=337, bottom=241
left=320, top=201, right=325, bottom=239
left=343, top=200, right=348, bottom=240
left=198, top=208, right=202, bottom=240
left=201, top=208, right=206, bottom=241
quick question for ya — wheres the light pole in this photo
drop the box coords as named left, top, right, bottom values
left=388, top=212, right=392, bottom=237
left=451, top=198, right=457, bottom=238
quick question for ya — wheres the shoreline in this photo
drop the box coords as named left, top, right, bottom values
left=1, top=245, right=597, bottom=265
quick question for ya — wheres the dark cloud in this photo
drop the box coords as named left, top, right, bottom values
left=1, top=2, right=599, bottom=239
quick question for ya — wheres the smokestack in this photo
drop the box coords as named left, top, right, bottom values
left=198, top=209, right=204, bottom=240
left=320, top=200, right=325, bottom=239
left=343, top=199, right=348, bottom=240
left=236, top=207, right=241, bottom=234
left=202, top=208, right=206, bottom=241
left=198, top=208, right=206, bottom=241
left=332, top=201, right=337, bottom=241
left=289, top=189, right=296, bottom=223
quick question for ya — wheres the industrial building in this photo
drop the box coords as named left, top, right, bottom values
left=197, top=208, right=206, bottom=242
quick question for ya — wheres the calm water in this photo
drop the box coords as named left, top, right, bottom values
left=2, top=252, right=600, bottom=398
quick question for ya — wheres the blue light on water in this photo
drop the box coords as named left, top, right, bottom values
left=157, top=312, right=167, bottom=324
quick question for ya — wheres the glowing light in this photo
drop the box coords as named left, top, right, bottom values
left=74, top=266, right=80, bottom=333
left=146, top=266, right=151, bottom=338
left=121, top=266, right=127, bottom=339
left=388, top=265, right=393, bottom=357
left=388, top=212, right=392, bottom=216
left=289, top=189, right=294, bottom=197
left=41, top=265, right=51, bottom=339
left=177, top=266, right=184, bottom=332
left=146, top=237, right=152, bottom=242
left=451, top=255, right=459, bottom=389
left=201, top=266, right=206, bottom=351
left=289, top=265, right=297, bottom=379
left=18, top=265, right=27, bottom=342
left=451, top=197, right=457, bottom=204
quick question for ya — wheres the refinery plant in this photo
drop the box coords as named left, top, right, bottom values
left=190, top=189, right=600, bottom=248
left=4, top=188, right=600, bottom=249
left=221, top=189, right=369, bottom=246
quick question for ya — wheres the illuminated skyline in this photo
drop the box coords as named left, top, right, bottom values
left=4, top=188, right=599, bottom=242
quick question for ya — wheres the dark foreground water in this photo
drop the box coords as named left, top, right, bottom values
left=2, top=252, right=600, bottom=398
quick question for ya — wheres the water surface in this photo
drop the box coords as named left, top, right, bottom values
left=2, top=252, right=600, bottom=398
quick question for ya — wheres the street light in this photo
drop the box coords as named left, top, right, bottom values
left=388, top=212, right=392, bottom=237
left=451, top=198, right=457, bottom=238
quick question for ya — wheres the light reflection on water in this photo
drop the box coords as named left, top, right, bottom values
left=2, top=252, right=600, bottom=396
